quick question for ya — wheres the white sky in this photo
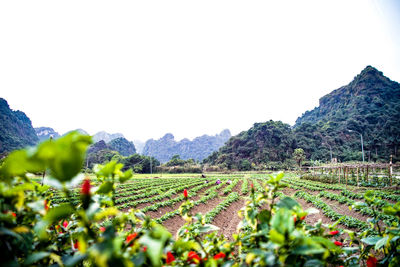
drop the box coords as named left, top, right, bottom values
left=1, top=0, right=399, bottom=142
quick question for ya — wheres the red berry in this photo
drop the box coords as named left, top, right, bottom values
left=100, top=226, right=106, bottom=232
left=81, top=178, right=91, bottom=195
left=166, top=251, right=175, bottom=264
left=183, top=189, right=188, bottom=198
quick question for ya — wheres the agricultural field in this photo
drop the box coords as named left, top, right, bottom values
left=48, top=171, right=400, bottom=239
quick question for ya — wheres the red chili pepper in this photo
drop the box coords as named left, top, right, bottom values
left=126, top=233, right=138, bottom=245
left=81, top=178, right=91, bottom=195
left=166, top=251, right=175, bottom=264
left=44, top=199, right=49, bottom=211
left=329, top=230, right=339, bottom=235
left=293, top=216, right=297, bottom=223
left=187, top=251, right=201, bottom=263
left=300, top=215, right=306, bottom=220
left=334, top=241, right=343, bottom=246
left=366, top=256, right=377, bottom=267
left=214, top=252, right=226, bottom=260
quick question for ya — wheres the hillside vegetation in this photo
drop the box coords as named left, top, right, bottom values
left=205, top=66, right=400, bottom=169
left=0, top=98, right=38, bottom=154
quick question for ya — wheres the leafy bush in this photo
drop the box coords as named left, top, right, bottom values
left=1, top=132, right=400, bottom=266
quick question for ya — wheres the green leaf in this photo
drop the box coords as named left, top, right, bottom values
left=24, top=252, right=51, bottom=265
left=35, top=132, right=92, bottom=182
left=198, top=224, right=219, bottom=233
left=361, top=236, right=381, bottom=245
left=271, top=208, right=294, bottom=235
left=139, top=236, right=163, bottom=267
left=375, top=236, right=389, bottom=250
left=276, top=197, right=300, bottom=210
left=97, top=181, right=114, bottom=194
left=269, top=228, right=285, bottom=245
left=34, top=204, right=74, bottom=239
left=119, top=169, right=133, bottom=183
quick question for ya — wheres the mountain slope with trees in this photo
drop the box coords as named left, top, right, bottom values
left=142, top=129, right=231, bottom=163
left=0, top=98, right=38, bottom=154
left=205, top=66, right=400, bottom=168
left=294, top=65, right=400, bottom=162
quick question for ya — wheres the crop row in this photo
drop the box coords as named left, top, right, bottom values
left=140, top=182, right=216, bottom=213
left=294, top=191, right=369, bottom=229
left=155, top=189, right=220, bottom=223
left=223, top=179, right=239, bottom=195
left=115, top=180, right=204, bottom=205
left=318, top=191, right=396, bottom=223
left=204, top=192, right=240, bottom=223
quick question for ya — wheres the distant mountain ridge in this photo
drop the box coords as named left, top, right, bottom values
left=0, top=98, right=38, bottom=153
left=93, top=131, right=124, bottom=143
left=142, top=129, right=231, bottom=163
left=35, top=127, right=60, bottom=141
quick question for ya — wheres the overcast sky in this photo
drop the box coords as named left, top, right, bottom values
left=1, top=0, right=399, bottom=142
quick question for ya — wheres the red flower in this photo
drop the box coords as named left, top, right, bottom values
left=366, top=256, right=378, bottom=267
left=11, top=212, right=16, bottom=217
left=187, top=251, right=201, bottom=263
left=329, top=230, right=339, bottom=235
left=214, top=252, right=226, bottom=260
left=44, top=199, right=49, bottom=211
left=63, top=220, right=69, bottom=228
left=166, top=251, right=175, bottom=264
left=81, top=178, right=91, bottom=195
left=126, top=233, right=138, bottom=245
left=73, top=241, right=79, bottom=250
left=100, top=226, right=106, bottom=232
left=334, top=241, right=343, bottom=246
left=183, top=189, right=188, bottom=198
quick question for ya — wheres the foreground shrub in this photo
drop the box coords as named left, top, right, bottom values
left=0, top=132, right=399, bottom=266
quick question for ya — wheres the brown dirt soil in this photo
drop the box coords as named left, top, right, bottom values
left=294, top=197, right=344, bottom=227
left=213, top=198, right=246, bottom=240
left=162, top=181, right=243, bottom=238
left=162, top=197, right=223, bottom=238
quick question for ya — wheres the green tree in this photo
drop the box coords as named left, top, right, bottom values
left=293, top=148, right=306, bottom=168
